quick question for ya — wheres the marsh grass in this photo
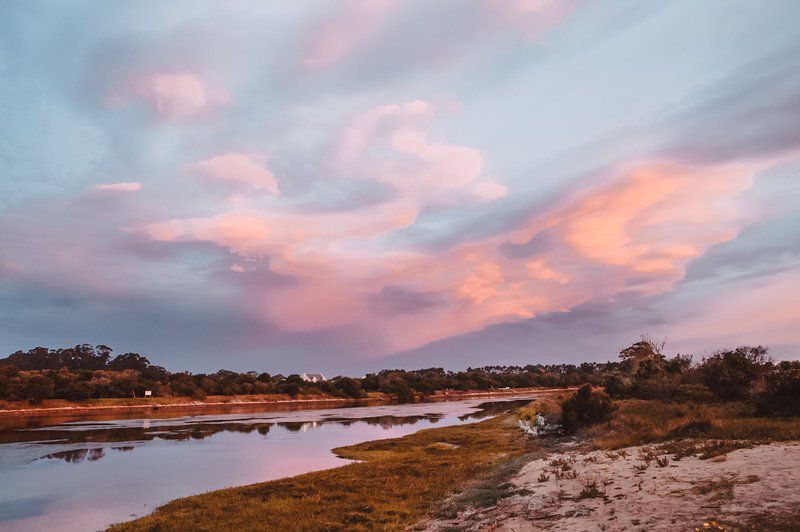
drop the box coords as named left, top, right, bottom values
left=109, top=394, right=800, bottom=531
left=110, top=412, right=540, bottom=531
left=586, top=399, right=800, bottom=451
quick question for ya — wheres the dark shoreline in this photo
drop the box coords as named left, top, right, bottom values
left=0, top=387, right=554, bottom=419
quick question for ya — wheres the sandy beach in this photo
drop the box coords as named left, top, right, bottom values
left=424, top=441, right=800, bottom=530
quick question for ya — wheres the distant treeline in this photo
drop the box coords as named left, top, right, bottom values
left=0, top=340, right=798, bottom=415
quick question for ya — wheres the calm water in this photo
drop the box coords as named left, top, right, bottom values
left=0, top=396, right=534, bottom=531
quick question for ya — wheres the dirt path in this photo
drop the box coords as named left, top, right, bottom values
left=424, top=441, right=800, bottom=531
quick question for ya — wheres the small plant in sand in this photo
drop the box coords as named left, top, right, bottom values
left=549, top=458, right=575, bottom=471
left=656, top=456, right=670, bottom=467
left=564, top=470, right=580, bottom=480
left=583, top=455, right=598, bottom=464
left=538, top=472, right=550, bottom=482
left=633, top=462, right=649, bottom=472
left=578, top=479, right=604, bottom=499
left=638, top=448, right=657, bottom=462
left=604, top=451, right=619, bottom=460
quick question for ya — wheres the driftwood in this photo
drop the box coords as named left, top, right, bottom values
left=518, top=419, right=561, bottom=436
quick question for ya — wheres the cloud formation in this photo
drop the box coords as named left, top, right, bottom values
left=118, top=72, right=230, bottom=119
left=90, top=182, right=143, bottom=193
left=191, top=154, right=280, bottom=195
left=1, top=0, right=799, bottom=373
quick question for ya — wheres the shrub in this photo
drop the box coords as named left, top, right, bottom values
left=380, top=377, right=415, bottom=403
left=602, top=373, right=632, bottom=399
left=333, top=377, right=364, bottom=399
left=560, top=384, right=614, bottom=434
left=752, top=361, right=800, bottom=416
left=60, top=381, right=93, bottom=400
left=191, top=388, right=207, bottom=401
left=278, top=382, right=300, bottom=397
left=700, top=346, right=770, bottom=401
left=23, top=374, right=55, bottom=404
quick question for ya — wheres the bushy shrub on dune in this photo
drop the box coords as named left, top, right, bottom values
left=561, top=384, right=614, bottom=434
left=700, top=346, right=770, bottom=401
left=752, top=361, right=800, bottom=416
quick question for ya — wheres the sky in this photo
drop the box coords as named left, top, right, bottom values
left=1, top=0, right=799, bottom=375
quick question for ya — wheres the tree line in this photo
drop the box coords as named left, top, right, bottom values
left=0, top=339, right=798, bottom=416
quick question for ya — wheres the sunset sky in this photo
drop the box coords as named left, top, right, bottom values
left=1, top=1, right=799, bottom=374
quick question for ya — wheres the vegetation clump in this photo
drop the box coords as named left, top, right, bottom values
left=560, top=384, right=614, bottom=434
left=109, top=410, right=539, bottom=531
left=699, top=346, right=770, bottom=401
left=751, top=361, right=800, bottom=416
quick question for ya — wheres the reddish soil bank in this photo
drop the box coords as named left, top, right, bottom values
left=0, top=387, right=558, bottom=418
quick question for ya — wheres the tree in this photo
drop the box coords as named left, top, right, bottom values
left=380, top=376, right=415, bottom=403
left=560, top=384, right=614, bottom=434
left=619, top=337, right=666, bottom=380
left=333, top=377, right=364, bottom=399
left=23, top=374, right=55, bottom=404
left=752, top=362, right=800, bottom=416
left=109, top=353, right=151, bottom=372
left=700, top=346, right=770, bottom=401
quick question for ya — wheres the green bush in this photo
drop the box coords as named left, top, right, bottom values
left=700, top=346, right=769, bottom=401
left=560, top=384, right=614, bottom=434
left=23, top=375, right=55, bottom=404
left=752, top=361, right=800, bottom=416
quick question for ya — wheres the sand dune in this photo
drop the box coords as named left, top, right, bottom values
left=426, top=442, right=800, bottom=531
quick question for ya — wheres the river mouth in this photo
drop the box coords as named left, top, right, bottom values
left=0, top=395, right=535, bottom=531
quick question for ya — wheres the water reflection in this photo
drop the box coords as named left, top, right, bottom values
left=44, top=448, right=105, bottom=463
left=6, top=412, right=461, bottom=464
left=0, top=396, right=534, bottom=532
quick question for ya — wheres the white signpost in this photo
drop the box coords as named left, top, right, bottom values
left=144, top=390, right=152, bottom=397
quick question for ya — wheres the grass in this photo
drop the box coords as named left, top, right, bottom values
left=585, top=399, right=800, bottom=451
left=109, top=393, right=800, bottom=531
left=110, top=412, right=540, bottom=531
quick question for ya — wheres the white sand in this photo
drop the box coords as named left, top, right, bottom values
left=424, top=441, right=800, bottom=531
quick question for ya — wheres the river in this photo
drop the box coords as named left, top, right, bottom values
left=0, top=396, right=535, bottom=531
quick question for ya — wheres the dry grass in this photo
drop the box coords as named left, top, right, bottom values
left=107, top=395, right=800, bottom=531
left=109, top=412, right=538, bottom=531
left=516, top=392, right=568, bottom=422
left=586, top=399, right=800, bottom=451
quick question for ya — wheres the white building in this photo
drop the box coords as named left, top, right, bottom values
left=301, top=372, right=327, bottom=382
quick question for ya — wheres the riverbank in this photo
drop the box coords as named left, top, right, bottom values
left=111, top=396, right=800, bottom=531
left=0, top=387, right=549, bottom=418
left=109, top=401, right=551, bottom=531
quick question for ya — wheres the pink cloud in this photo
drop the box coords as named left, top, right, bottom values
left=130, top=73, right=229, bottom=119
left=336, top=100, right=506, bottom=204
left=484, top=0, right=577, bottom=40
left=191, top=153, right=280, bottom=195
left=89, top=182, right=143, bottom=193
left=302, top=0, right=398, bottom=69
left=139, top=99, right=514, bottom=340
left=554, top=163, right=754, bottom=282
left=144, top=199, right=418, bottom=259
left=145, top=211, right=272, bottom=256
left=140, top=158, right=761, bottom=355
